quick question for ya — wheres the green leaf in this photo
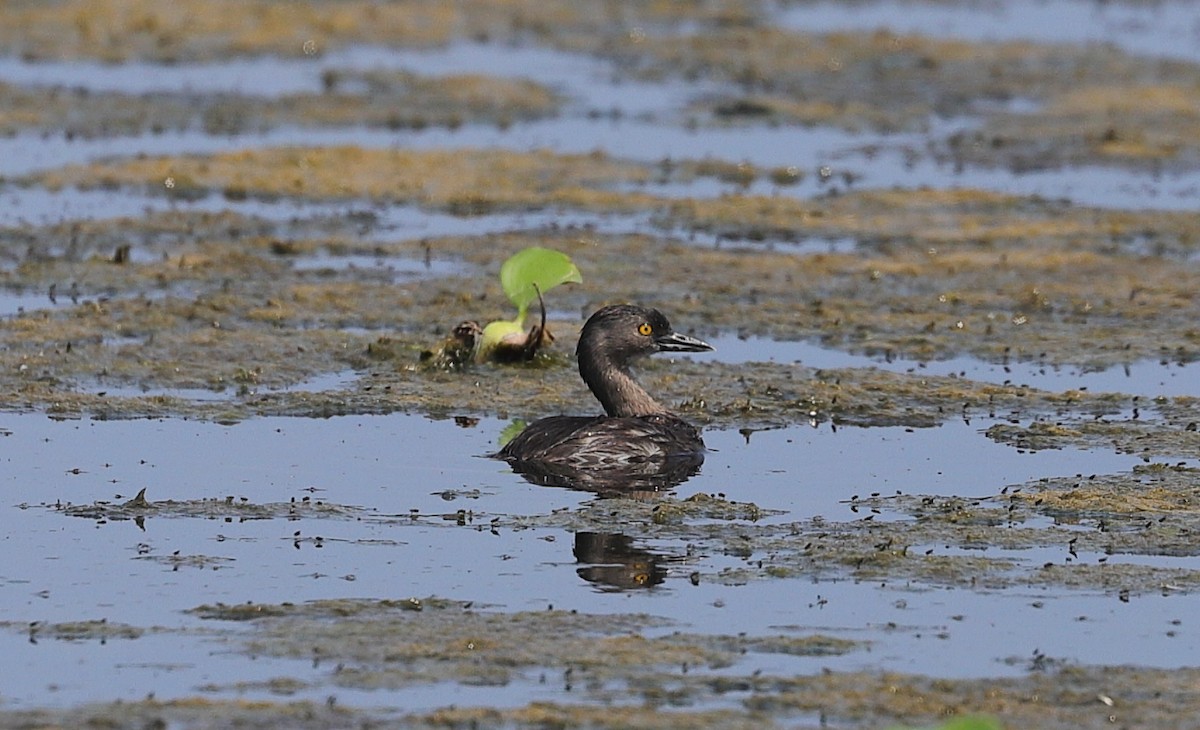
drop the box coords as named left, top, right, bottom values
left=941, top=718, right=1002, bottom=730
left=497, top=419, right=528, bottom=448
left=500, top=247, right=582, bottom=324
left=892, top=716, right=1003, bottom=730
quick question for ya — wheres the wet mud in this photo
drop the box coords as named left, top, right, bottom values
left=3, top=0, right=1200, bottom=728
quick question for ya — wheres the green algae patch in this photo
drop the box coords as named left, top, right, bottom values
left=695, top=93, right=890, bottom=132
left=196, top=676, right=312, bottom=697
left=1004, top=463, right=1200, bottom=524
left=727, top=498, right=1200, bottom=595
left=987, top=416, right=1200, bottom=461
left=321, top=69, right=562, bottom=128
left=409, top=217, right=1200, bottom=370
left=0, top=697, right=362, bottom=730
left=2, top=665, right=1197, bottom=729
left=0, top=698, right=771, bottom=730
left=417, top=704, right=777, bottom=730
left=2, top=208, right=1145, bottom=425
left=0, top=314, right=1142, bottom=430
left=670, top=632, right=861, bottom=658
left=0, top=0, right=756, bottom=62
left=194, top=598, right=704, bottom=685
left=484, top=489, right=1200, bottom=596
left=649, top=492, right=775, bottom=524
left=46, top=487, right=370, bottom=524
left=962, top=82, right=1200, bottom=169
left=187, top=596, right=863, bottom=693
left=739, top=666, right=1200, bottom=730
left=31, top=146, right=660, bottom=213
left=3, top=206, right=1194, bottom=426
left=0, top=72, right=560, bottom=138
left=1, top=0, right=458, bottom=61
left=6, top=2, right=1200, bottom=176
left=190, top=596, right=454, bottom=621
left=632, top=29, right=1057, bottom=133
left=663, top=186, right=1200, bottom=251
left=19, top=157, right=1200, bottom=370
left=1, top=618, right=152, bottom=642
left=593, top=25, right=1200, bottom=168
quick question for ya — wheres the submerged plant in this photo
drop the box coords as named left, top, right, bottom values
left=893, top=716, right=1003, bottom=730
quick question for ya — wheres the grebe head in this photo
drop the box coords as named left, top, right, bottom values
left=577, top=304, right=712, bottom=366
left=575, top=304, right=712, bottom=418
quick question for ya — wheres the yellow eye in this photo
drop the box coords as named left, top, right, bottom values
left=637, top=323, right=653, bottom=336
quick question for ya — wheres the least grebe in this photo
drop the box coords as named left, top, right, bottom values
left=495, top=304, right=713, bottom=469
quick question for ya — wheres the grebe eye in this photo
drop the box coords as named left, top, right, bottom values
left=637, top=323, right=653, bottom=336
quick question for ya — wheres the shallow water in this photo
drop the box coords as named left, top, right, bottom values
left=778, top=0, right=1200, bottom=63
left=0, top=287, right=75, bottom=316
left=1, top=410, right=1186, bottom=710
left=687, top=336, right=1200, bottom=399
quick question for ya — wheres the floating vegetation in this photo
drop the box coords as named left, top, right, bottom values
left=0, top=72, right=561, bottom=138
left=479, top=246, right=582, bottom=362
left=413, top=247, right=581, bottom=368
left=187, top=596, right=863, bottom=690
left=1, top=619, right=152, bottom=643
left=49, top=488, right=368, bottom=523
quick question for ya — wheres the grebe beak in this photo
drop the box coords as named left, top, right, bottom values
left=655, top=331, right=713, bottom=353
